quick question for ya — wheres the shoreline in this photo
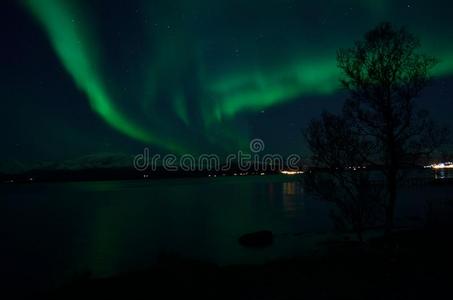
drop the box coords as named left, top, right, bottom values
left=36, top=227, right=453, bottom=300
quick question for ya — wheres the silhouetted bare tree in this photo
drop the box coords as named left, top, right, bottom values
left=306, top=23, right=448, bottom=239
left=337, top=22, right=448, bottom=234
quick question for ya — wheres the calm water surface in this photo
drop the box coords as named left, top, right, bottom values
left=1, top=173, right=452, bottom=295
left=1, top=176, right=327, bottom=293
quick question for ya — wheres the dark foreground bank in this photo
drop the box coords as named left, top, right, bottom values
left=30, top=228, right=453, bottom=300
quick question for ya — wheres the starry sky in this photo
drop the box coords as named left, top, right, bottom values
left=1, top=0, right=453, bottom=167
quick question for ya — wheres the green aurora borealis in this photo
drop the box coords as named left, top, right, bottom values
left=5, top=0, right=453, bottom=157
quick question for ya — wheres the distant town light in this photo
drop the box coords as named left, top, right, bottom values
left=425, top=162, right=453, bottom=169
left=280, top=170, right=304, bottom=175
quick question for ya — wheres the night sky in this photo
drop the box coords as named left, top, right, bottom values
left=1, top=0, right=453, bottom=167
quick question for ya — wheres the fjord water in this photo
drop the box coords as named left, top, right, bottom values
left=1, top=173, right=452, bottom=295
left=1, top=176, right=326, bottom=294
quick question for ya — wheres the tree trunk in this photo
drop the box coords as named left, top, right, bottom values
left=356, top=228, right=364, bottom=243
left=385, top=169, right=397, bottom=237
left=384, top=123, right=398, bottom=238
